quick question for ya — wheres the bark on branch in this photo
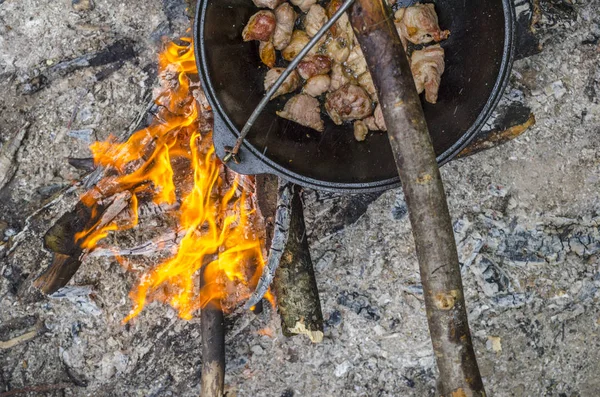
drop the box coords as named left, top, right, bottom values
left=350, top=1, right=485, bottom=396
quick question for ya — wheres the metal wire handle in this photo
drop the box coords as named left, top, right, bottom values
left=223, top=0, right=356, bottom=164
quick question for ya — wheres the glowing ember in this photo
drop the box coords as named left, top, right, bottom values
left=75, top=38, right=271, bottom=321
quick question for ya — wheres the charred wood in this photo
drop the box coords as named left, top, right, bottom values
left=272, top=184, right=324, bottom=343
left=200, top=274, right=225, bottom=397
left=0, top=122, right=30, bottom=192
left=244, top=180, right=293, bottom=309
left=351, top=1, right=485, bottom=396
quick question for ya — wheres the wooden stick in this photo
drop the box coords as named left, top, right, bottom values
left=200, top=278, right=225, bottom=397
left=350, top=1, right=485, bottom=396
left=0, top=383, right=72, bottom=397
left=272, top=184, right=324, bottom=343
left=0, top=122, right=30, bottom=191
left=244, top=180, right=293, bottom=309
left=0, top=324, right=42, bottom=350
left=458, top=113, right=536, bottom=158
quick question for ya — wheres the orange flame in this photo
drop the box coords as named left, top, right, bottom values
left=76, top=38, right=270, bottom=321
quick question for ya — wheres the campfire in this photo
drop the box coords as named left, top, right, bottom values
left=45, top=39, right=272, bottom=321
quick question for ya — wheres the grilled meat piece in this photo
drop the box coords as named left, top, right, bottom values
left=329, top=61, right=351, bottom=92
left=259, top=41, right=276, bottom=68
left=303, top=74, right=331, bottom=97
left=353, top=120, right=369, bottom=141
left=411, top=44, right=445, bottom=104
left=324, top=36, right=351, bottom=63
left=273, top=3, right=297, bottom=50
left=264, top=68, right=302, bottom=99
left=252, top=0, right=284, bottom=9
left=325, top=84, right=373, bottom=125
left=305, top=4, right=328, bottom=37
left=357, top=72, right=377, bottom=102
left=277, top=94, right=325, bottom=132
left=373, top=103, right=387, bottom=131
left=282, top=30, right=310, bottom=61
left=395, top=4, right=450, bottom=45
left=346, top=45, right=368, bottom=77
left=243, top=10, right=276, bottom=42
left=290, top=0, right=317, bottom=12
left=297, top=55, right=332, bottom=80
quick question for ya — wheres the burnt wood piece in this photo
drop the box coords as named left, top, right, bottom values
left=351, top=1, right=485, bottom=396
left=244, top=180, right=293, bottom=309
left=273, top=184, right=324, bottom=343
left=201, top=282, right=225, bottom=397
left=458, top=112, right=535, bottom=158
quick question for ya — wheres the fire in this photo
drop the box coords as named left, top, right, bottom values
left=75, top=38, right=270, bottom=321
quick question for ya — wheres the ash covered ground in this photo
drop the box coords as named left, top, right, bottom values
left=1, top=0, right=600, bottom=396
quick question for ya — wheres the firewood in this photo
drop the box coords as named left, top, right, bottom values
left=272, top=184, right=324, bottom=343
left=250, top=177, right=324, bottom=342
left=201, top=300, right=225, bottom=397
left=0, top=122, right=30, bottom=191
left=245, top=180, right=293, bottom=309
left=351, top=1, right=485, bottom=396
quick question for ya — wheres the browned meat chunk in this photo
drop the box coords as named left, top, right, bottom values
left=297, top=55, right=332, bottom=80
left=324, top=36, right=350, bottom=63
left=305, top=4, right=328, bottom=37
left=291, top=0, right=317, bottom=12
left=329, top=61, right=351, bottom=92
left=273, top=3, right=297, bottom=50
left=411, top=44, right=445, bottom=104
left=251, top=0, right=284, bottom=9
left=252, top=0, right=284, bottom=9
left=325, top=84, right=373, bottom=125
left=303, top=74, right=331, bottom=97
left=373, top=104, right=387, bottom=131
left=264, top=68, right=302, bottom=99
left=345, top=45, right=368, bottom=77
left=326, top=0, right=353, bottom=43
left=353, top=120, right=369, bottom=141
left=259, top=41, right=276, bottom=68
left=282, top=30, right=310, bottom=61
left=395, top=4, right=450, bottom=45
left=243, top=10, right=276, bottom=42
left=357, top=72, right=377, bottom=101
left=277, top=94, right=325, bottom=132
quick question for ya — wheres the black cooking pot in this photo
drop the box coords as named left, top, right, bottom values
left=194, top=0, right=515, bottom=193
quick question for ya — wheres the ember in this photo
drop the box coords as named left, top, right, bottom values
left=74, top=38, right=271, bottom=321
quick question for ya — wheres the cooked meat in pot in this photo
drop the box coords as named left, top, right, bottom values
left=259, top=41, right=276, bottom=68
left=290, top=0, right=317, bottom=12
left=277, top=94, right=325, bottom=132
left=395, top=4, right=450, bottom=45
left=264, top=68, right=302, bottom=99
left=305, top=4, right=328, bottom=38
left=244, top=1, right=449, bottom=140
left=411, top=44, right=445, bottom=104
left=281, top=30, right=311, bottom=61
left=252, top=0, right=284, bottom=10
left=303, top=74, right=331, bottom=97
left=325, top=84, right=373, bottom=125
left=297, top=55, right=332, bottom=80
left=242, top=10, right=276, bottom=42
left=353, top=120, right=369, bottom=141
left=273, top=3, right=297, bottom=50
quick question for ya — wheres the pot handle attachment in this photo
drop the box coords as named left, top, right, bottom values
left=212, top=112, right=272, bottom=176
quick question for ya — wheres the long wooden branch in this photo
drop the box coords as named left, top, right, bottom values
left=351, top=1, right=485, bottom=396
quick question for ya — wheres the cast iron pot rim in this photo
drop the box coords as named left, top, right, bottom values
left=194, top=0, right=516, bottom=193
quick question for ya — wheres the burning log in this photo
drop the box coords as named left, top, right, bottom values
left=272, top=184, right=324, bottom=343
left=251, top=177, right=324, bottom=342
left=351, top=1, right=485, bottom=396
